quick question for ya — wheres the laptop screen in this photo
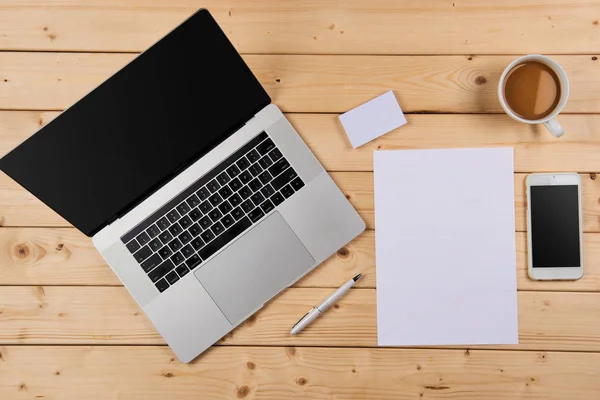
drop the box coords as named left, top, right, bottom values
left=0, top=10, right=270, bottom=237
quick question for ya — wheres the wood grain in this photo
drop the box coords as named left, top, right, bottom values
left=3, top=228, right=600, bottom=293
left=1, top=53, right=600, bottom=113
left=1, top=286, right=599, bottom=351
left=1, top=0, right=600, bottom=55
left=1, top=345, right=599, bottom=400
left=3, top=170, right=600, bottom=232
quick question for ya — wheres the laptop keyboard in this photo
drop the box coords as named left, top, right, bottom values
left=121, top=132, right=305, bottom=293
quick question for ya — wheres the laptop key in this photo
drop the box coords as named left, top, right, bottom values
left=198, top=217, right=252, bottom=261
left=201, top=229, right=215, bottom=243
left=191, top=237, right=205, bottom=251
left=251, top=192, right=265, bottom=205
left=236, top=156, right=250, bottom=171
left=199, top=216, right=212, bottom=229
left=186, top=194, right=201, bottom=208
left=221, top=214, right=234, bottom=228
left=248, top=178, right=262, bottom=192
left=248, top=208, right=265, bottom=223
left=228, top=177, right=242, bottom=191
left=218, top=185, right=232, bottom=199
left=189, top=223, right=202, bottom=237
left=146, top=224, right=160, bottom=238
left=226, top=164, right=241, bottom=178
left=281, top=184, right=295, bottom=199
left=168, top=223, right=182, bottom=236
left=258, top=156, right=273, bottom=169
left=126, top=239, right=140, bottom=254
left=168, top=238, right=182, bottom=252
left=166, top=271, right=180, bottom=285
left=134, top=245, right=152, bottom=263
left=217, top=172, right=231, bottom=185
left=260, top=199, right=275, bottom=214
left=197, top=187, right=210, bottom=201
left=166, top=210, right=181, bottom=223
left=199, top=200, right=212, bottom=214
left=181, top=244, right=194, bottom=258
left=136, top=232, right=150, bottom=246
left=159, top=230, right=173, bottom=244
left=208, top=193, right=223, bottom=207
left=149, top=259, right=175, bottom=283
left=247, top=149, right=260, bottom=163
left=269, top=147, right=283, bottom=162
left=231, top=207, right=244, bottom=220
left=271, top=192, right=285, bottom=206
left=229, top=193, right=242, bottom=207
left=141, top=253, right=162, bottom=272
left=291, top=177, right=305, bottom=191
left=258, top=171, right=272, bottom=185
left=189, top=207, right=202, bottom=221
left=155, top=278, right=169, bottom=293
left=178, top=230, right=192, bottom=245
left=241, top=199, right=254, bottom=213
left=148, top=238, right=162, bottom=252
left=157, top=217, right=170, bottom=231
left=268, top=158, right=290, bottom=178
left=248, top=163, right=263, bottom=177
left=158, top=245, right=173, bottom=260
left=256, top=138, right=275, bottom=155
left=209, top=209, right=223, bottom=222
left=176, top=264, right=190, bottom=277
left=176, top=202, right=190, bottom=216
left=271, top=167, right=298, bottom=191
left=239, top=170, right=252, bottom=184
left=212, top=221, right=225, bottom=236
left=178, top=215, right=192, bottom=229
left=240, top=186, right=252, bottom=199
left=171, top=252, right=185, bottom=265
left=219, top=201, right=232, bottom=214
left=261, top=184, right=275, bottom=198
left=206, top=179, right=220, bottom=193
left=186, top=254, right=202, bottom=269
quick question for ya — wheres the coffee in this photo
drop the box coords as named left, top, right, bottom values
left=503, top=61, right=561, bottom=120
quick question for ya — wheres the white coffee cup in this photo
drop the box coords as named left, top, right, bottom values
left=498, top=54, right=569, bottom=138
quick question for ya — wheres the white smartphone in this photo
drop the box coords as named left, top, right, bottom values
left=526, top=173, right=583, bottom=280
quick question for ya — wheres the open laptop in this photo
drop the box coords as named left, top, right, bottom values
left=0, top=9, right=364, bottom=362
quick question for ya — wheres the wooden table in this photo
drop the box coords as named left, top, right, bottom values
left=1, top=1, right=600, bottom=399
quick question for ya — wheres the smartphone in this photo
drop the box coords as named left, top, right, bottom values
left=526, top=173, right=583, bottom=280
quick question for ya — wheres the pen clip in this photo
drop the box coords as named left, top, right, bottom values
left=291, top=307, right=315, bottom=330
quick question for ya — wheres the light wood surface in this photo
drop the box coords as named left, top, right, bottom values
left=1, top=1, right=600, bottom=399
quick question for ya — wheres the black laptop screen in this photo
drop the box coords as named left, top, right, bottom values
left=0, top=10, right=270, bottom=236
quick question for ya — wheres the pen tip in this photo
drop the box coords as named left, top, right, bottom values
left=353, top=273, right=362, bottom=282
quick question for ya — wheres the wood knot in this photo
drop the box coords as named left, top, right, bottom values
left=236, top=385, right=250, bottom=398
left=475, top=76, right=487, bottom=85
left=15, top=243, right=31, bottom=259
left=275, top=78, right=281, bottom=83
left=55, top=244, right=64, bottom=251
left=329, top=24, right=335, bottom=30
left=530, top=377, right=536, bottom=382
left=43, top=27, right=48, bottom=31
left=48, top=33, right=57, bottom=41
left=423, top=385, right=449, bottom=391
left=464, top=350, right=470, bottom=356
left=296, top=377, right=307, bottom=386
left=351, top=368, right=356, bottom=373
left=592, top=56, right=598, bottom=61
left=55, top=371, right=60, bottom=376
left=467, top=56, right=473, bottom=61
left=20, top=383, right=27, bottom=391
left=163, top=372, right=174, bottom=378
left=246, top=361, right=255, bottom=370
left=285, top=346, right=296, bottom=356
left=594, top=20, right=599, bottom=25
left=416, top=364, right=422, bottom=370
left=590, top=173, right=596, bottom=180
left=334, top=304, right=340, bottom=309
left=337, top=247, right=350, bottom=258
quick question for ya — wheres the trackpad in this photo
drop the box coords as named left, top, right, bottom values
left=194, top=212, right=314, bottom=324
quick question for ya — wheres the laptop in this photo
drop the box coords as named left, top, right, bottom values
left=0, top=9, right=364, bottom=362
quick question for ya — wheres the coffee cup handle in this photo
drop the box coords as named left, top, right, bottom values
left=543, top=118, right=564, bottom=138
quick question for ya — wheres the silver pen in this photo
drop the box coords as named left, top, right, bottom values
left=290, top=273, right=362, bottom=335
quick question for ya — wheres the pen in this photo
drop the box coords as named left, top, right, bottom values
left=290, top=273, right=362, bottom=335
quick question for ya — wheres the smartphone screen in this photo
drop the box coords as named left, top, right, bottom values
left=530, top=185, right=581, bottom=268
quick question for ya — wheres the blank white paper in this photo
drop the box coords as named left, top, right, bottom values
left=374, top=148, right=518, bottom=346
left=339, top=91, right=407, bottom=148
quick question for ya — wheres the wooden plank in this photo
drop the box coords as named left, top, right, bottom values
left=1, top=346, right=599, bottom=400
left=4, top=112, right=600, bottom=174
left=0, top=0, right=599, bottom=55
left=1, top=286, right=599, bottom=351
left=2, top=53, right=600, bottom=113
left=3, top=228, right=600, bottom=293
left=3, top=170, right=600, bottom=232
